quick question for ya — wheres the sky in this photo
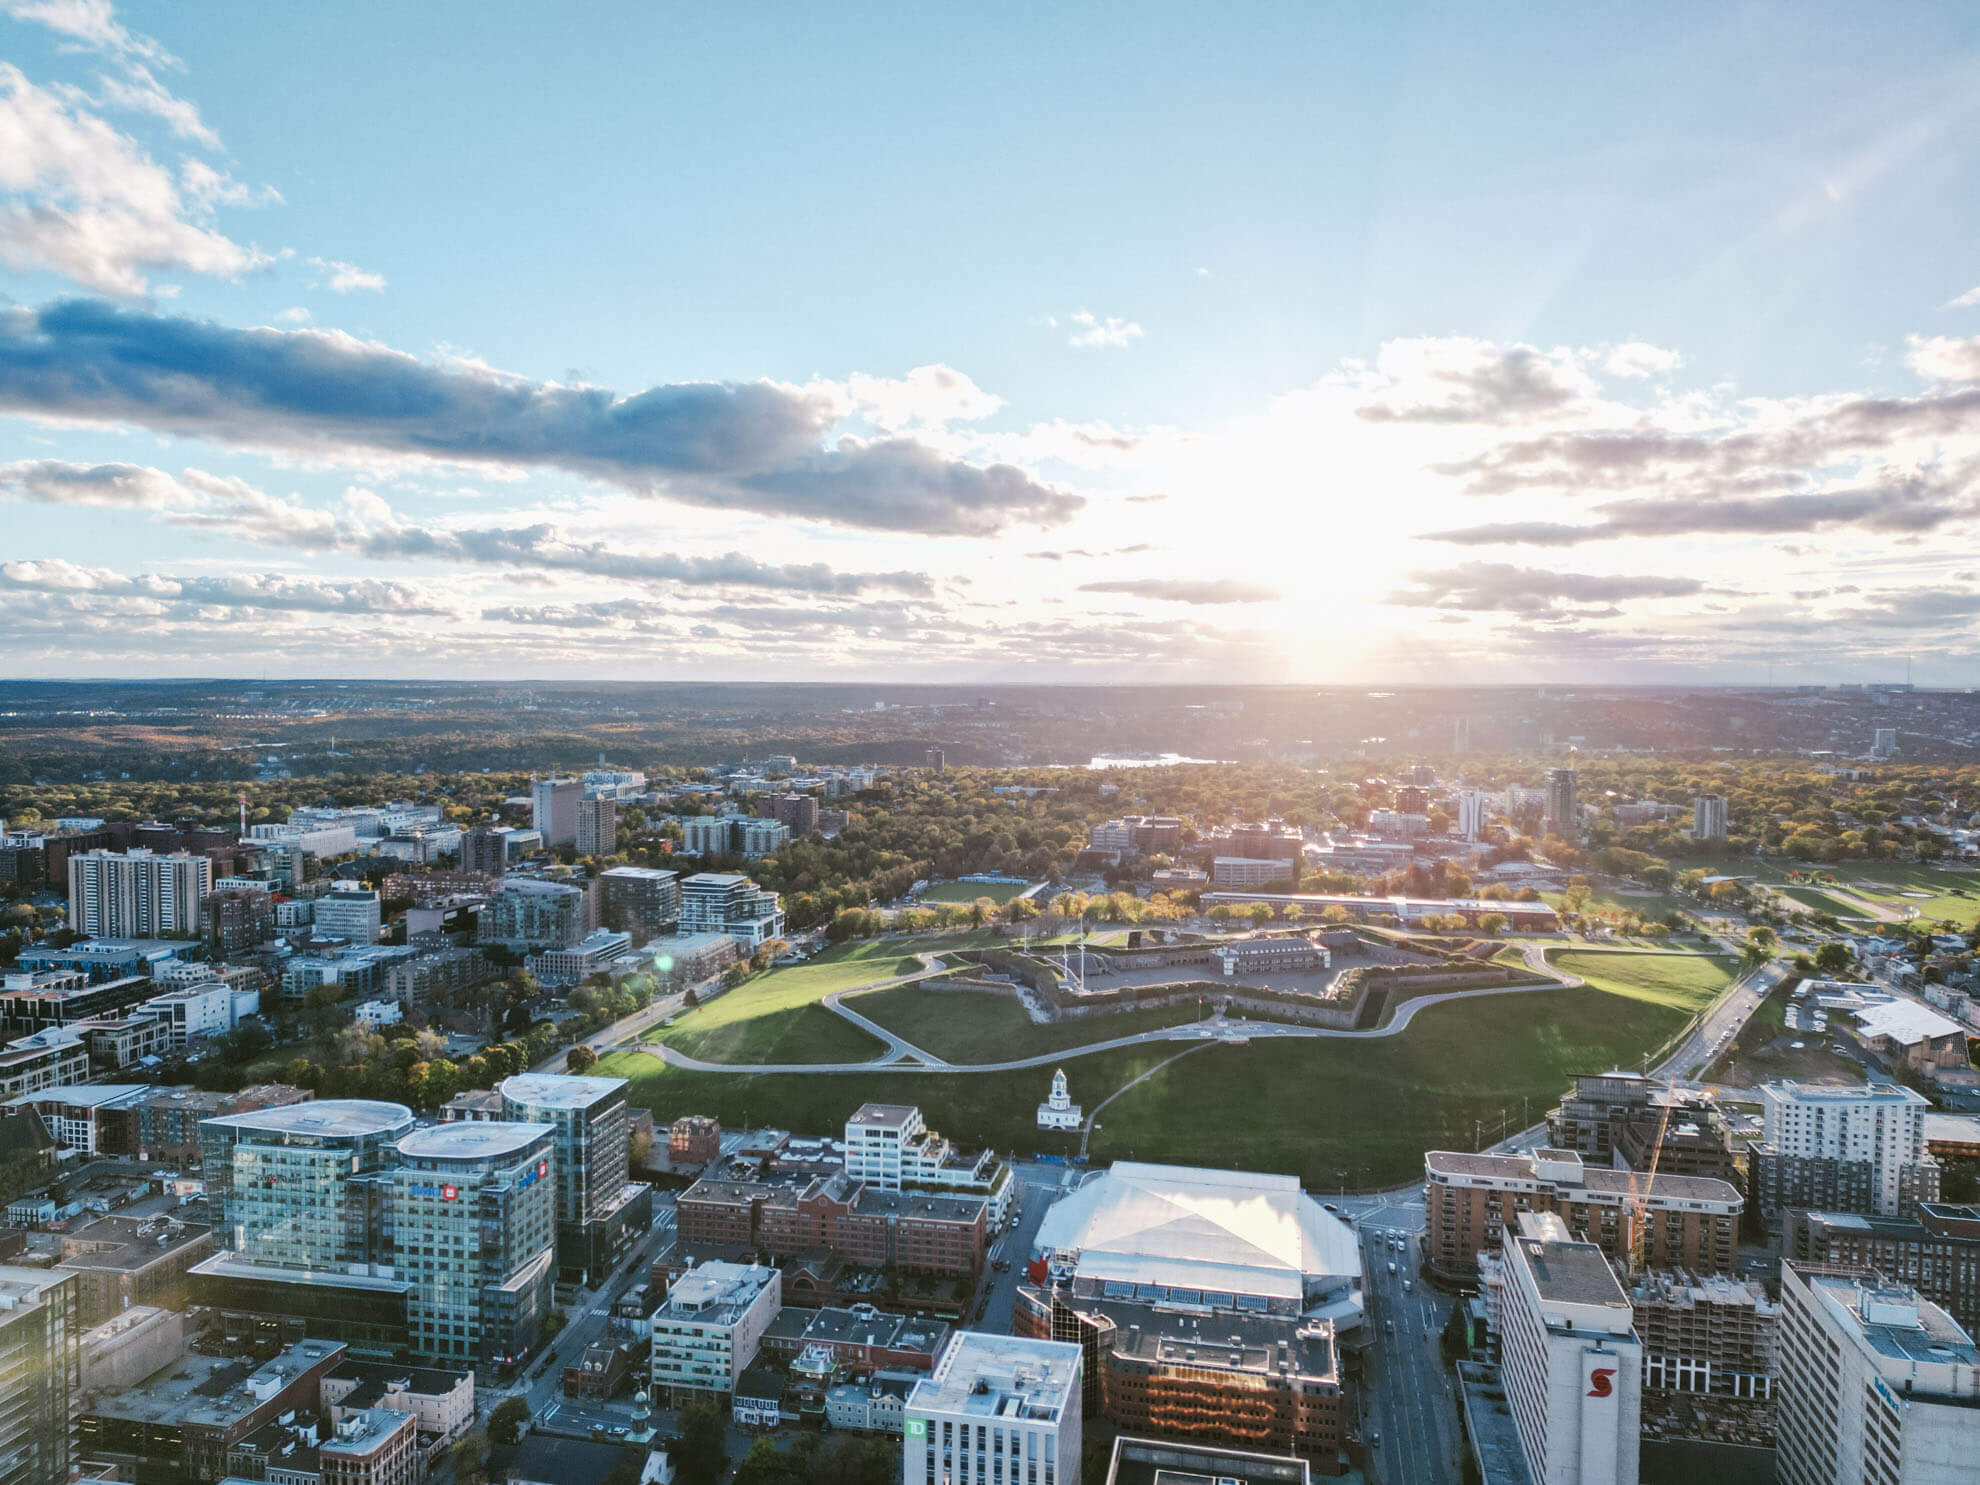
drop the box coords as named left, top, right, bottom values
left=6, top=1, right=1980, bottom=684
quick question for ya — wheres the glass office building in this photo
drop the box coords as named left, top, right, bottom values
left=199, top=1100, right=415, bottom=1271
left=388, top=1122, right=558, bottom=1368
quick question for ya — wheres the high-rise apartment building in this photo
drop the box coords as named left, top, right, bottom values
left=1872, top=728, right=1899, bottom=759
left=1457, top=789, right=1488, bottom=841
left=757, top=792, right=819, bottom=837
left=460, top=826, right=510, bottom=877
left=1786, top=1202, right=1980, bottom=1339
left=1757, top=1081, right=1936, bottom=1218
left=1543, top=768, right=1578, bottom=837
left=1776, top=1263, right=1980, bottom=1485
left=67, top=848, right=212, bottom=937
left=925, top=748, right=946, bottom=773
left=0, top=1266, right=81, bottom=1485
left=678, top=872, right=785, bottom=948
left=201, top=885, right=277, bottom=954
left=476, top=877, right=592, bottom=949
left=387, top=1122, right=557, bottom=1368
left=597, top=865, right=680, bottom=941
left=905, top=1333, right=1081, bottom=1485
left=314, top=886, right=382, bottom=945
left=531, top=777, right=582, bottom=848
left=576, top=796, right=617, bottom=857
left=1691, top=795, right=1729, bottom=841
left=1497, top=1213, right=1641, bottom=1485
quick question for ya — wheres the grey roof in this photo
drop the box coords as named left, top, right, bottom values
left=204, top=1099, right=415, bottom=1139
left=1517, top=1238, right=1632, bottom=1311
left=498, top=1073, right=628, bottom=1110
left=397, top=1120, right=553, bottom=1161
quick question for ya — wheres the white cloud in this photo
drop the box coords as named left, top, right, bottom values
left=307, top=255, right=387, bottom=293
left=1603, top=342, right=1682, bottom=378
left=0, top=62, right=268, bottom=294
left=1066, top=310, right=1144, bottom=350
left=0, top=0, right=175, bottom=66
left=1953, top=284, right=1980, bottom=308
left=93, top=61, right=217, bottom=146
left=274, top=305, right=311, bottom=323
left=1905, top=333, right=1980, bottom=383
left=840, top=364, right=1003, bottom=430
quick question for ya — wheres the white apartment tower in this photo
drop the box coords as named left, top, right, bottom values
left=1457, top=789, right=1489, bottom=842
left=531, top=776, right=582, bottom=848
left=67, top=848, right=212, bottom=938
left=1498, top=1213, right=1642, bottom=1485
left=1760, top=1081, right=1933, bottom=1217
left=1776, top=1263, right=1980, bottom=1485
left=905, top=1332, right=1081, bottom=1485
left=1691, top=795, right=1729, bottom=840
left=1872, top=728, right=1900, bottom=759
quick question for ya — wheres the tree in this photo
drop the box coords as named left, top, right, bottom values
left=452, top=1432, right=491, bottom=1485
left=735, top=1437, right=785, bottom=1485
left=566, top=1045, right=599, bottom=1075
left=488, top=1396, right=531, bottom=1446
left=1745, top=924, right=1778, bottom=962
left=1478, top=912, right=1508, bottom=936
left=1814, top=940, right=1853, bottom=975
left=670, top=1398, right=729, bottom=1485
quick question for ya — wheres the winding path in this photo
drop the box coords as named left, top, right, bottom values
left=628, top=963, right=1584, bottom=1076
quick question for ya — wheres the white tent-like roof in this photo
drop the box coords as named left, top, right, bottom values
left=1031, top=1161, right=1360, bottom=1302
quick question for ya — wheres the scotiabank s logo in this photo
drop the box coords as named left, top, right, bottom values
left=1586, top=1368, right=1616, bottom=1399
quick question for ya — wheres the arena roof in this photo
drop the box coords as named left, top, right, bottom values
left=1031, top=1162, right=1360, bottom=1304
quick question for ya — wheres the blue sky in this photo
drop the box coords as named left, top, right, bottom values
left=6, top=1, right=1980, bottom=681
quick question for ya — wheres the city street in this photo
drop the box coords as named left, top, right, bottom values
left=974, top=1161, right=1082, bottom=1331
left=507, top=1192, right=679, bottom=1425
left=1357, top=1221, right=1461, bottom=1485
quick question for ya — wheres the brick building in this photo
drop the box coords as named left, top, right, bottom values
left=669, top=1114, right=721, bottom=1168
left=1014, top=1286, right=1343, bottom=1473
left=675, top=1170, right=986, bottom=1278
left=1424, top=1148, right=1743, bottom=1282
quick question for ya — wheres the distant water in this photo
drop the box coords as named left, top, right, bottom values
left=1083, top=753, right=1231, bottom=769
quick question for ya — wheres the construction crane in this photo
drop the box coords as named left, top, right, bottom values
left=1623, top=1075, right=1682, bottom=1274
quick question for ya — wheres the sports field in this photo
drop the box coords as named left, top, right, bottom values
left=920, top=879, right=1034, bottom=905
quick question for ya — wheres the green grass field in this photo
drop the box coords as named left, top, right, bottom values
left=1546, top=949, right=1740, bottom=1014
left=921, top=880, right=1033, bottom=905
left=1775, top=886, right=1874, bottom=920
left=608, top=977, right=1695, bottom=1188
left=849, top=985, right=1217, bottom=1063
left=1546, top=887, right=1688, bottom=924
left=643, top=938, right=961, bottom=1064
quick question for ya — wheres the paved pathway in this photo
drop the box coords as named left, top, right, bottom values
left=631, top=965, right=1585, bottom=1076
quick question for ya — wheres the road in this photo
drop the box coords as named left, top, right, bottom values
left=503, top=1192, right=680, bottom=1423
left=973, top=1162, right=1076, bottom=1331
left=1358, top=1220, right=1461, bottom=1485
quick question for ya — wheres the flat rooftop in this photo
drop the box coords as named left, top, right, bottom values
left=86, top=1338, right=347, bottom=1426
left=397, top=1121, right=553, bottom=1161
left=1424, top=1149, right=1743, bottom=1207
left=910, top=1333, right=1080, bottom=1423
left=848, top=1103, right=918, bottom=1130
left=1516, top=1237, right=1633, bottom=1314
left=1107, top=1436, right=1312, bottom=1485
left=498, top=1073, right=628, bottom=1110
left=205, top=1099, right=414, bottom=1139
